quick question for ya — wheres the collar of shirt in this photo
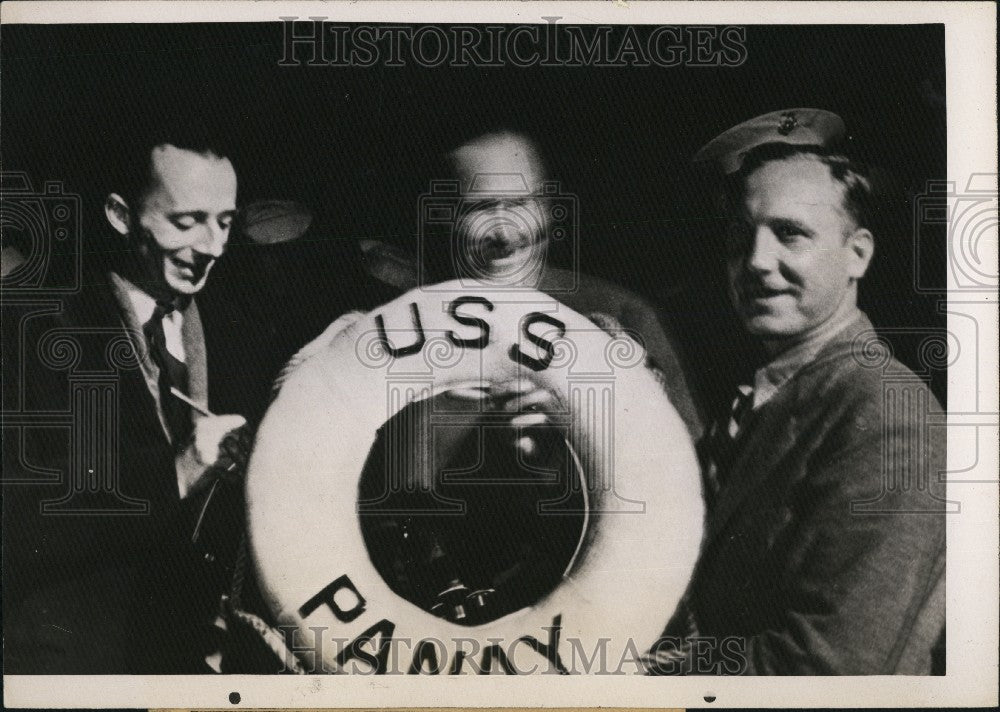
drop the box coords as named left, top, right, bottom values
left=107, top=272, right=187, bottom=363
left=752, top=307, right=864, bottom=410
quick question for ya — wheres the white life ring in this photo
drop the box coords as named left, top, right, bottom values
left=246, top=282, right=703, bottom=674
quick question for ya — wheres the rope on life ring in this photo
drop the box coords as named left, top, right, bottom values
left=246, top=282, right=703, bottom=674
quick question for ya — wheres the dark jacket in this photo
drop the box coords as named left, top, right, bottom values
left=2, top=275, right=227, bottom=673
left=652, top=314, right=947, bottom=674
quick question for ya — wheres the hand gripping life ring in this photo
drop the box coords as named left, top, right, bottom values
left=246, top=282, right=703, bottom=674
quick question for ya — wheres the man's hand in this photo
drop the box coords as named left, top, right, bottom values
left=177, top=414, right=248, bottom=499
left=446, top=378, right=560, bottom=458
left=193, top=414, right=248, bottom=466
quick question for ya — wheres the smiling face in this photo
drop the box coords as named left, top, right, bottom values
left=726, top=155, right=873, bottom=345
left=449, top=132, right=549, bottom=284
left=126, top=144, right=237, bottom=298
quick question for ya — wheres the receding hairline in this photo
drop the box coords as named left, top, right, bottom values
left=446, top=130, right=545, bottom=173
left=149, top=141, right=228, bottom=162
left=138, top=143, right=235, bottom=202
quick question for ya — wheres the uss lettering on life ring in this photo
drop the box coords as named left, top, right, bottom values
left=246, top=282, right=703, bottom=674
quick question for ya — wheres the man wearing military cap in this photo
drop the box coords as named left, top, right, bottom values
left=692, top=107, right=847, bottom=175
left=646, top=109, right=947, bottom=675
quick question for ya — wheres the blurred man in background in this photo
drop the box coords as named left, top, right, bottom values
left=362, top=128, right=702, bottom=437
left=339, top=129, right=704, bottom=627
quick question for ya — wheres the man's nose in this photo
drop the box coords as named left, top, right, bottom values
left=486, top=211, right=517, bottom=240
left=745, top=228, right=779, bottom=273
left=192, top=223, right=228, bottom=257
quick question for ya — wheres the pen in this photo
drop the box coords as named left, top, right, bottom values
left=170, top=386, right=213, bottom=417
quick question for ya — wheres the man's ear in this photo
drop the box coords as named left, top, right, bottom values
left=104, top=193, right=131, bottom=236
left=846, top=227, right=875, bottom=280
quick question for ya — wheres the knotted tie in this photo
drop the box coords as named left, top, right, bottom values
left=699, top=383, right=754, bottom=499
left=143, top=298, right=192, bottom=447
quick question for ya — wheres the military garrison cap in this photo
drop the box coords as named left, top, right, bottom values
left=693, top=108, right=846, bottom=174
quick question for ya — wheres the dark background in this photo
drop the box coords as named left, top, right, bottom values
left=1, top=23, right=948, bottom=412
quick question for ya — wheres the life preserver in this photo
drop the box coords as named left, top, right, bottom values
left=246, top=282, right=703, bottom=674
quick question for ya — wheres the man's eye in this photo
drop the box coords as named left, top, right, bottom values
left=218, top=216, right=234, bottom=230
left=502, top=198, right=530, bottom=210
left=171, top=216, right=197, bottom=230
left=774, top=224, right=805, bottom=242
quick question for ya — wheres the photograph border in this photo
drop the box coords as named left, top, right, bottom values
left=2, top=1, right=996, bottom=708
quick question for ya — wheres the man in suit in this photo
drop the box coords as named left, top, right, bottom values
left=3, top=128, right=249, bottom=673
left=645, top=111, right=947, bottom=674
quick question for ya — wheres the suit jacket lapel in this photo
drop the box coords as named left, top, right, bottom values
left=78, top=276, right=162, bottom=402
left=182, top=298, right=209, bottom=418
left=103, top=273, right=209, bottom=445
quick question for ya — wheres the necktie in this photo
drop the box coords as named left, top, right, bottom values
left=725, top=384, right=754, bottom=439
left=143, top=299, right=192, bottom=447
left=698, top=384, right=754, bottom=499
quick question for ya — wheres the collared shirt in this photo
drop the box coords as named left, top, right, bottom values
left=751, top=306, right=865, bottom=411
left=108, top=272, right=209, bottom=499
left=109, top=274, right=187, bottom=364
left=107, top=271, right=187, bottom=436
